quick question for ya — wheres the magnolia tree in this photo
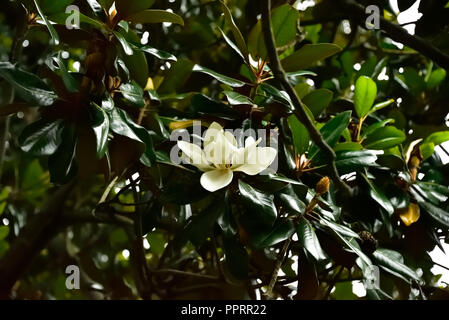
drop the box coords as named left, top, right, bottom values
left=0, top=0, right=448, bottom=300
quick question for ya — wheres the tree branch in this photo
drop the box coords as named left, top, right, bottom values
left=261, top=0, right=352, bottom=197
left=341, top=0, right=449, bottom=70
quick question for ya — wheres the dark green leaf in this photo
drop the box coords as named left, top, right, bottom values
left=281, top=44, right=342, bottom=72
left=48, top=125, right=77, bottom=184
left=223, top=236, right=249, bottom=279
left=89, top=103, right=109, bottom=158
left=302, top=89, right=333, bottom=117
left=127, top=10, right=184, bottom=26
left=34, top=0, right=60, bottom=45
left=238, top=180, right=277, bottom=226
left=192, top=64, right=245, bottom=87
left=119, top=81, right=145, bottom=107
left=309, top=111, right=352, bottom=159
left=19, top=119, right=63, bottom=156
left=297, top=218, right=327, bottom=261
left=115, top=0, right=155, bottom=18
left=372, top=248, right=421, bottom=283
left=223, top=91, right=253, bottom=105
left=253, top=218, right=295, bottom=248
left=335, top=150, right=378, bottom=172
left=0, top=62, right=57, bottom=106
left=220, top=1, right=249, bottom=61
left=361, top=173, right=394, bottom=215
left=287, top=114, right=309, bottom=156
left=363, top=126, right=406, bottom=150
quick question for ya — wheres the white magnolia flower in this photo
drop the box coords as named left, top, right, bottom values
left=177, top=122, right=277, bottom=192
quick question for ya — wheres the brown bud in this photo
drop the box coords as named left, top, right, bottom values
left=315, top=176, right=330, bottom=196
left=409, top=155, right=421, bottom=169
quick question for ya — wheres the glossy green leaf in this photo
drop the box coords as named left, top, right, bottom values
left=89, top=103, right=109, bottom=158
left=19, top=119, right=63, bottom=156
left=270, top=4, right=299, bottom=47
left=48, top=125, right=77, bottom=184
left=220, top=1, right=249, bottom=61
left=114, top=31, right=133, bottom=56
left=411, top=187, right=449, bottom=227
left=253, top=218, right=295, bottom=248
left=362, top=119, right=395, bottom=139
left=297, top=218, right=327, bottom=261
left=287, top=114, right=309, bottom=156
left=369, top=99, right=395, bottom=115
left=115, top=0, right=155, bottom=18
left=277, top=189, right=306, bottom=214
left=302, top=89, right=333, bottom=117
left=372, top=248, right=421, bottom=283
left=361, top=173, right=394, bottom=215
left=110, top=108, right=155, bottom=167
left=223, top=91, right=253, bottom=105
left=238, top=180, right=277, bottom=226
left=137, top=45, right=177, bottom=62
left=309, top=111, right=352, bottom=159
left=248, top=5, right=299, bottom=60
left=321, top=218, right=375, bottom=283
left=54, top=53, right=78, bottom=92
left=423, top=131, right=449, bottom=146
left=39, top=0, right=74, bottom=14
left=426, top=68, right=446, bottom=89
left=333, top=142, right=363, bottom=152
left=158, top=58, right=194, bottom=94
left=354, top=76, right=377, bottom=118
left=420, top=142, right=435, bottom=160
left=363, top=126, right=406, bottom=150
left=34, top=0, right=60, bottom=45
left=186, top=202, right=224, bottom=247
left=335, top=150, right=378, bottom=172
left=192, top=64, right=245, bottom=87
left=191, top=94, right=238, bottom=120
left=127, top=10, right=184, bottom=26
left=119, top=81, right=145, bottom=107
left=117, top=29, right=149, bottom=88
left=0, top=62, right=57, bottom=106
left=49, top=11, right=105, bottom=30
left=281, top=44, right=342, bottom=72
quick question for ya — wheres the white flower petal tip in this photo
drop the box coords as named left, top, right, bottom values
left=200, top=169, right=234, bottom=192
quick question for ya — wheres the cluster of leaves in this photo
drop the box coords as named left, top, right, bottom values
left=0, top=0, right=448, bottom=300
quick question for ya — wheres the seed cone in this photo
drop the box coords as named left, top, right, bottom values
left=315, top=176, right=330, bottom=196
left=358, top=231, right=378, bottom=255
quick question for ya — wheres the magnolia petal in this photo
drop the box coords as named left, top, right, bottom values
left=200, top=169, right=233, bottom=192
left=245, top=136, right=261, bottom=148
left=204, top=122, right=224, bottom=149
left=177, top=140, right=211, bottom=171
left=204, top=133, right=236, bottom=166
left=224, top=130, right=238, bottom=147
left=234, top=147, right=277, bottom=175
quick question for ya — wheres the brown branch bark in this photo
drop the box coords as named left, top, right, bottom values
left=261, top=0, right=352, bottom=197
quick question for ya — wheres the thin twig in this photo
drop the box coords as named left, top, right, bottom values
left=264, top=237, right=292, bottom=298
left=260, top=0, right=352, bottom=198
left=323, top=266, right=344, bottom=300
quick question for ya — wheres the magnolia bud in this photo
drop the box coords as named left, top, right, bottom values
left=315, top=176, right=330, bottom=196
